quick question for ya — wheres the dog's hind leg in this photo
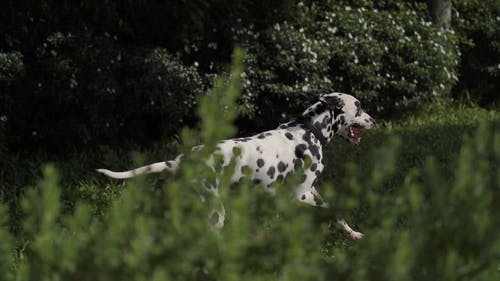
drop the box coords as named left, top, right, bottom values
left=209, top=202, right=226, bottom=229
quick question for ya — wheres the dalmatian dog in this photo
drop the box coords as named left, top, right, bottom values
left=97, top=92, right=375, bottom=240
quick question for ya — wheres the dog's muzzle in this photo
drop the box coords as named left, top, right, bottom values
left=345, top=119, right=375, bottom=145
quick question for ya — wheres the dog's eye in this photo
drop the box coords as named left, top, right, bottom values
left=355, top=108, right=362, bottom=117
left=354, top=102, right=363, bottom=117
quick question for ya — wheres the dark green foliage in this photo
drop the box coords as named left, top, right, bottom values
left=0, top=51, right=24, bottom=83
left=453, top=0, right=500, bottom=107
left=325, top=100, right=500, bottom=189
left=321, top=121, right=500, bottom=280
left=237, top=1, right=459, bottom=128
left=0, top=0, right=298, bottom=151
left=1, top=31, right=205, bottom=151
left=1, top=0, right=479, bottom=152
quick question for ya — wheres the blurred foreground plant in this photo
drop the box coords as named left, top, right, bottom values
left=0, top=49, right=498, bottom=281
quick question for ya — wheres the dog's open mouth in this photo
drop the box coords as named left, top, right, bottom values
left=347, top=127, right=363, bottom=145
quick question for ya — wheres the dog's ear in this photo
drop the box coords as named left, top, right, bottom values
left=321, top=95, right=344, bottom=109
left=304, top=93, right=321, bottom=103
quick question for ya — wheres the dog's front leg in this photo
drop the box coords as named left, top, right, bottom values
left=335, top=218, right=364, bottom=240
left=296, top=175, right=364, bottom=240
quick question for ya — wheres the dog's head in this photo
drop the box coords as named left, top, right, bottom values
left=318, top=92, right=376, bottom=144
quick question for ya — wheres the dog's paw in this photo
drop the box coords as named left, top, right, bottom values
left=349, top=231, right=364, bottom=240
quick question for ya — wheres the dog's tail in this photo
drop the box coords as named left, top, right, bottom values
left=97, top=154, right=183, bottom=179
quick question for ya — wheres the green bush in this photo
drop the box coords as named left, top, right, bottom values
left=453, top=0, right=500, bottom=106
left=0, top=51, right=24, bottom=83
left=236, top=1, right=459, bottom=127
left=1, top=31, right=204, bottom=150
left=322, top=121, right=500, bottom=280
left=325, top=100, right=500, bottom=190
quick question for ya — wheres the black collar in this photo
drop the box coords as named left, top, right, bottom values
left=296, top=115, right=328, bottom=146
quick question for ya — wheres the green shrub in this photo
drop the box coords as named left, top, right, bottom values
left=236, top=1, right=459, bottom=127
left=323, top=121, right=500, bottom=280
left=0, top=51, right=24, bottom=83
left=1, top=31, right=205, bottom=150
left=453, top=0, right=500, bottom=106
left=324, top=99, right=500, bottom=190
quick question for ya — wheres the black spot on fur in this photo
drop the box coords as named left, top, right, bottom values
left=320, top=115, right=331, bottom=129
left=333, top=123, right=339, bottom=133
left=257, top=159, right=265, bottom=168
left=333, top=108, right=344, bottom=119
left=277, top=162, right=286, bottom=172
left=277, top=174, right=284, bottom=182
left=300, top=174, right=308, bottom=183
left=258, top=134, right=266, bottom=139
left=295, top=144, right=307, bottom=159
left=267, top=166, right=276, bottom=179
left=303, top=131, right=312, bottom=143
left=166, top=162, right=172, bottom=168
left=301, top=194, right=306, bottom=200
left=309, top=145, right=321, bottom=160
left=356, top=108, right=362, bottom=117
left=285, top=132, right=293, bottom=140
left=310, top=163, right=317, bottom=171
left=230, top=178, right=244, bottom=190
left=252, top=179, right=261, bottom=185
left=293, top=159, right=303, bottom=170
left=313, top=194, right=323, bottom=206
left=315, top=170, right=321, bottom=177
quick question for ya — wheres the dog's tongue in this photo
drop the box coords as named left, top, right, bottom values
left=352, top=128, right=362, bottom=138
left=349, top=127, right=363, bottom=144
